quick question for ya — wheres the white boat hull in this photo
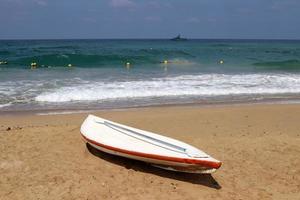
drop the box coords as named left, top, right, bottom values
left=80, top=115, right=222, bottom=173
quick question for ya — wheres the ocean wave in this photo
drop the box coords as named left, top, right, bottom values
left=36, top=45, right=80, bottom=50
left=35, top=73, right=300, bottom=102
left=253, top=59, right=300, bottom=70
left=0, top=50, right=10, bottom=55
left=11, top=53, right=160, bottom=67
left=4, top=46, right=194, bottom=68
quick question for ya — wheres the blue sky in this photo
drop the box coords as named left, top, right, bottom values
left=0, top=0, right=300, bottom=39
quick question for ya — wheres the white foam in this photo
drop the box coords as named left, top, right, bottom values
left=35, top=73, right=300, bottom=102
left=0, top=103, right=12, bottom=108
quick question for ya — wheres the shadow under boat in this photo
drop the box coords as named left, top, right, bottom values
left=86, top=143, right=221, bottom=189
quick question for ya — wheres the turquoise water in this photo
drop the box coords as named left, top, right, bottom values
left=1, top=39, right=300, bottom=111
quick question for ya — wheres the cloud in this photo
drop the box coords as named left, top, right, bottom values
left=2, top=0, right=23, bottom=4
left=271, top=0, right=300, bottom=11
left=207, top=18, right=217, bottom=23
left=83, top=17, right=97, bottom=23
left=147, top=1, right=161, bottom=8
left=187, top=17, right=200, bottom=23
left=34, top=0, right=47, bottom=6
left=32, top=0, right=48, bottom=6
left=109, top=0, right=135, bottom=8
left=2, top=0, right=47, bottom=6
left=145, top=16, right=161, bottom=22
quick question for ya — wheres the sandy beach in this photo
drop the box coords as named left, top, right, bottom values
left=0, top=104, right=300, bottom=200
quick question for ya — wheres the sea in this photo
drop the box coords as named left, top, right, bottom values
left=1, top=39, right=300, bottom=112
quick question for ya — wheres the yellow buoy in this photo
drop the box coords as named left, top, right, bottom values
left=219, top=60, right=224, bottom=64
left=31, top=62, right=37, bottom=69
left=126, top=62, right=131, bottom=69
left=163, top=60, right=168, bottom=64
left=68, top=64, right=72, bottom=67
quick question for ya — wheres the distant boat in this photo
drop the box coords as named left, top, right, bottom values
left=171, top=34, right=187, bottom=41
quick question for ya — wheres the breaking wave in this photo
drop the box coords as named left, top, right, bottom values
left=35, top=73, right=300, bottom=102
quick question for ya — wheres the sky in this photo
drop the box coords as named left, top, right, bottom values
left=0, top=0, right=300, bottom=39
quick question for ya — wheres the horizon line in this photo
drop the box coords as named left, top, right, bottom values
left=1, top=37, right=300, bottom=41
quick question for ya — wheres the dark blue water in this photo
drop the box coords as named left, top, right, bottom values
left=1, top=39, right=300, bottom=112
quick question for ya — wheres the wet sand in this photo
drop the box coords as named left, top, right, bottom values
left=0, top=104, right=300, bottom=199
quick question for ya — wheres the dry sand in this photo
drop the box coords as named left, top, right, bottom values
left=0, top=104, right=300, bottom=200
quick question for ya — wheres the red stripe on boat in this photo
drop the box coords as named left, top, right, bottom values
left=81, top=132, right=222, bottom=169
